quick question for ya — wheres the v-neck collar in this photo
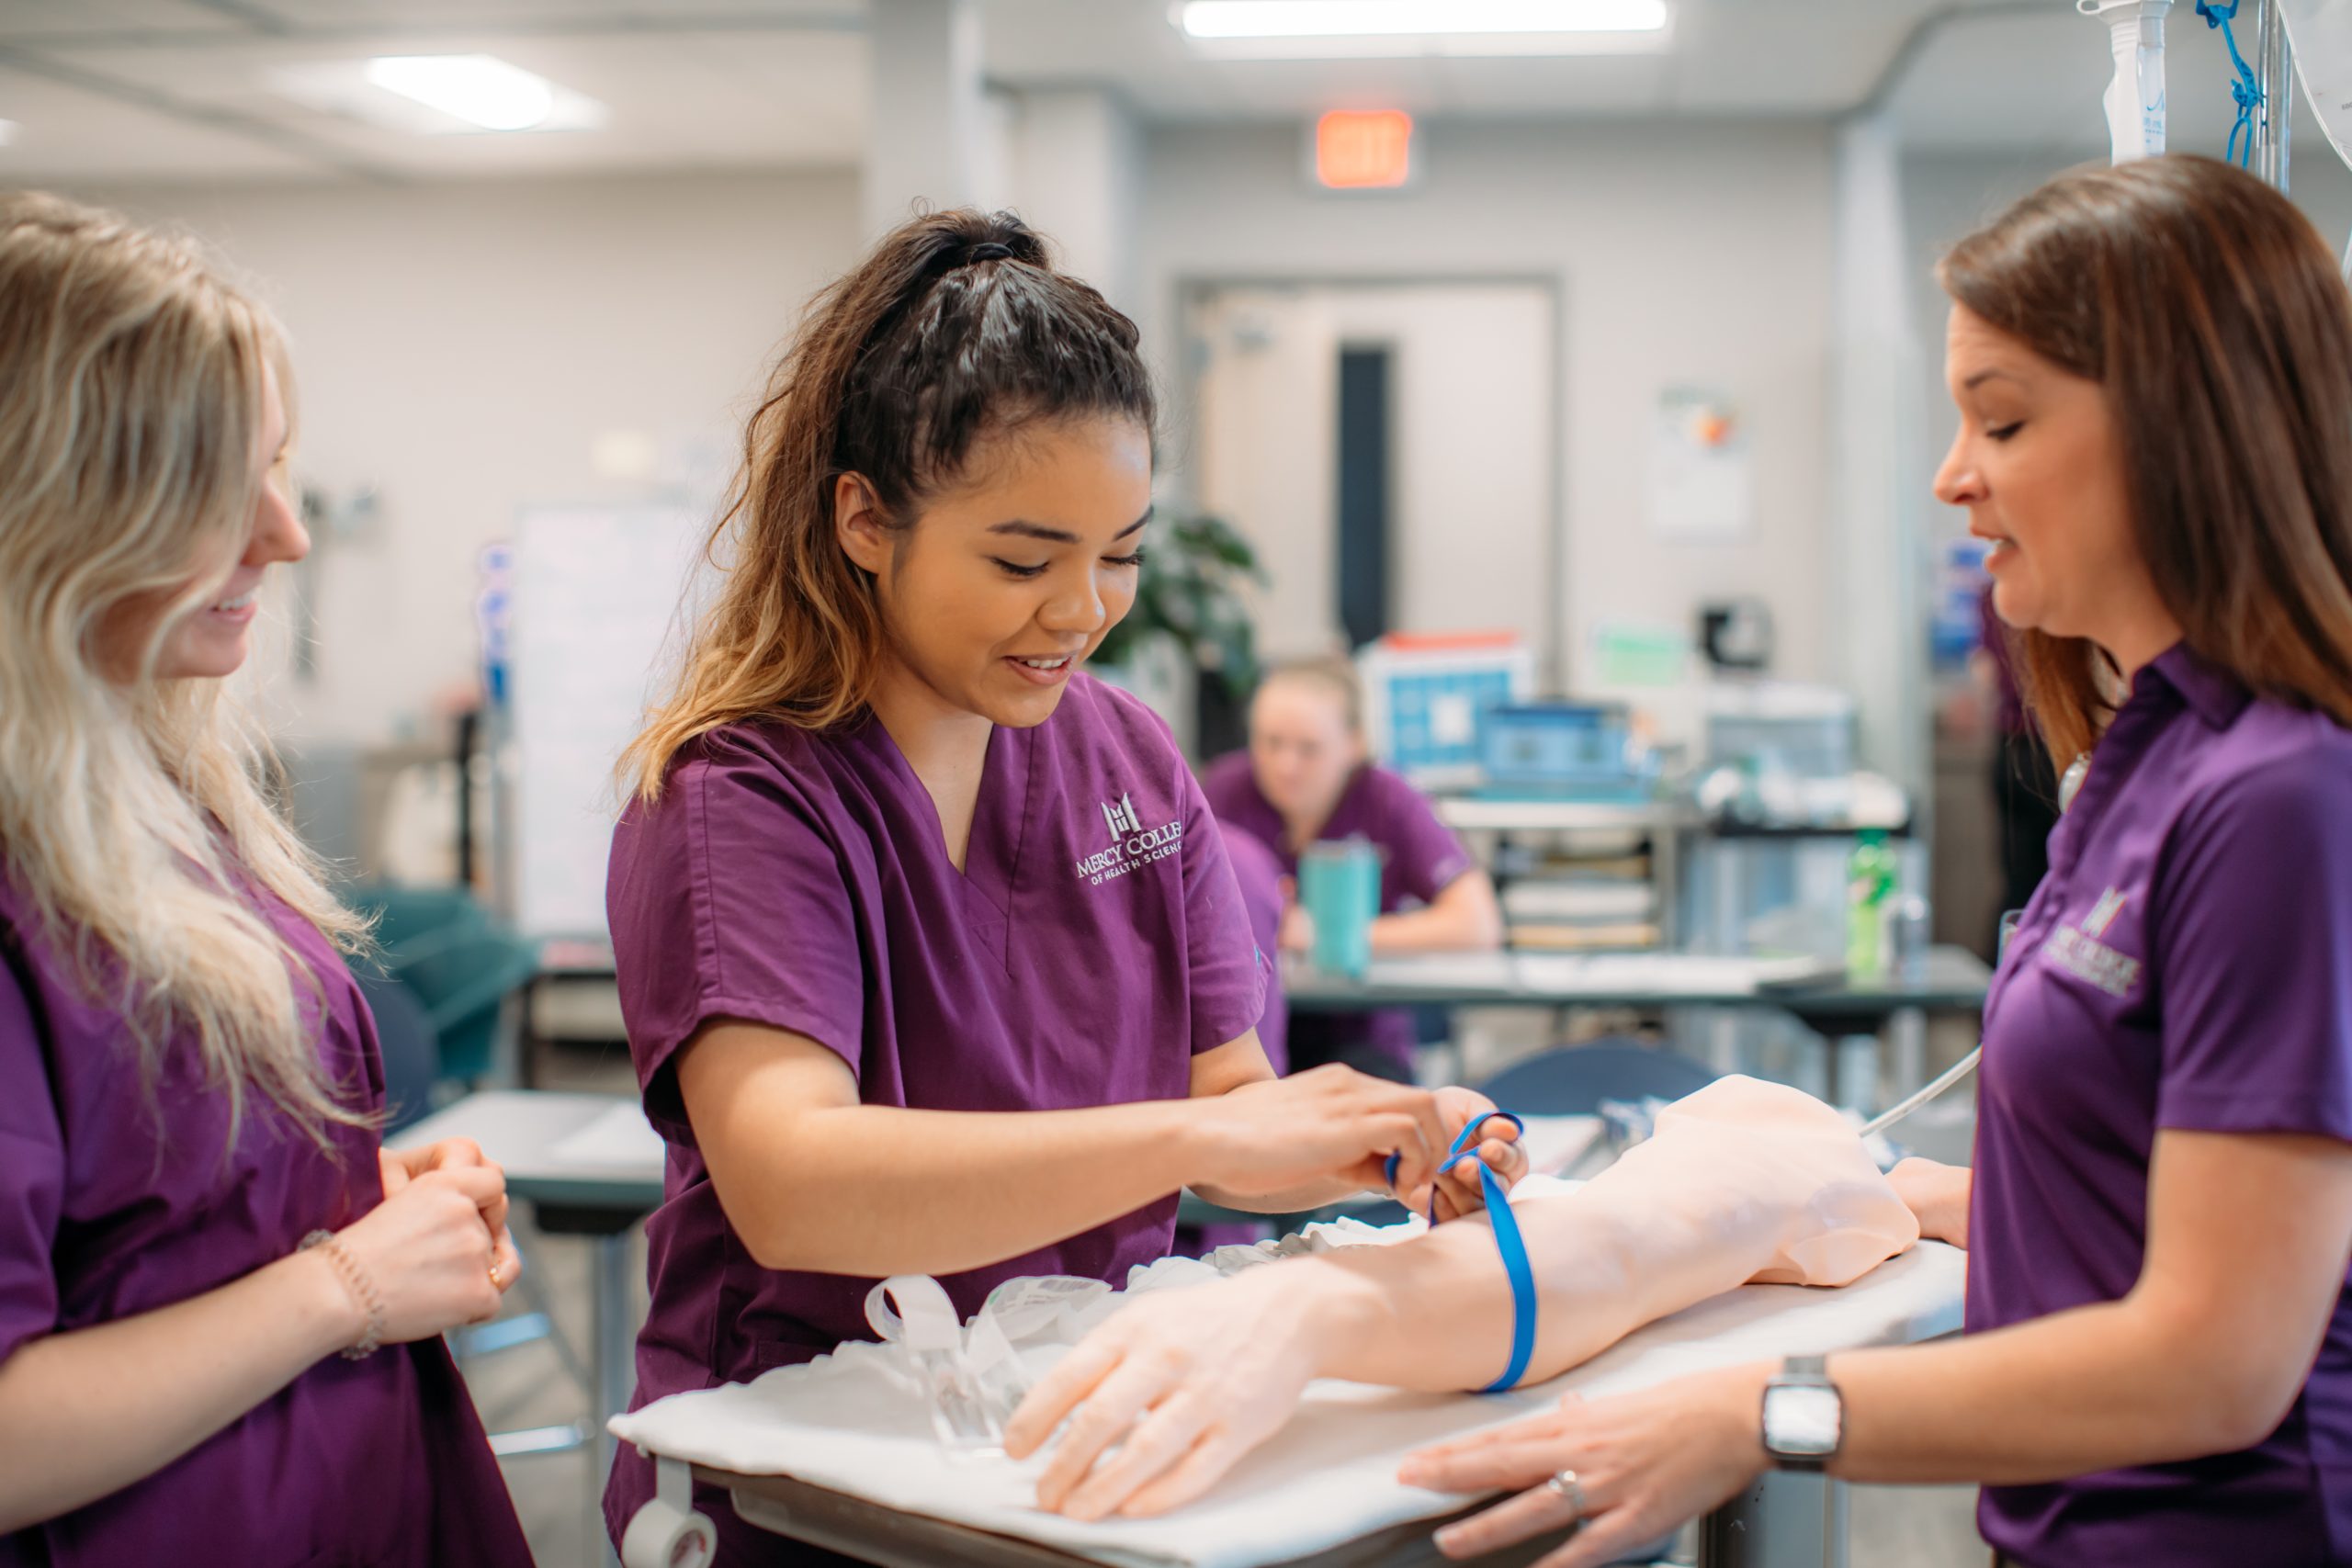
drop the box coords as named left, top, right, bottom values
left=961, top=722, right=1032, bottom=920
left=853, top=711, right=1033, bottom=920
left=1984, top=664, right=2185, bottom=1026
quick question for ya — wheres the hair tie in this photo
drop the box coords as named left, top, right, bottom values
left=962, top=242, right=1013, bottom=265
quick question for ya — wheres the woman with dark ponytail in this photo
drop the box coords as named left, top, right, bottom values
left=603, top=210, right=1521, bottom=1557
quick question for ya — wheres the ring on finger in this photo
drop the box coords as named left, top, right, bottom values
left=1545, top=1468, right=1584, bottom=1527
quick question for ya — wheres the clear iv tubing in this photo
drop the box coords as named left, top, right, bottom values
left=1857, top=1045, right=1982, bottom=1141
left=1860, top=751, right=2086, bottom=1142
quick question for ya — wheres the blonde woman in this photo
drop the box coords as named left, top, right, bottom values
left=0, top=193, right=533, bottom=1566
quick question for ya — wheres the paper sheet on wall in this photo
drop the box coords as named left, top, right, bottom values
left=1648, top=385, right=1752, bottom=541
left=510, top=503, right=706, bottom=941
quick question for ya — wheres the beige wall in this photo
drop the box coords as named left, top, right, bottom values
left=1136, top=119, right=1839, bottom=704
left=62, top=121, right=1853, bottom=746
left=62, top=170, right=863, bottom=745
left=1188, top=281, right=1556, bottom=661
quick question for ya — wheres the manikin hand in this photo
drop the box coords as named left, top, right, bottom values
left=1009, top=1088, right=1524, bottom=1520
left=1004, top=1261, right=1328, bottom=1521
left=1011, top=1077, right=1913, bottom=1523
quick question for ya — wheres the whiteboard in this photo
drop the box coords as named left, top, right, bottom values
left=508, top=503, right=706, bottom=942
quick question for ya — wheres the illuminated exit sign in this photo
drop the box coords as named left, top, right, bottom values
left=1313, top=109, right=1415, bottom=189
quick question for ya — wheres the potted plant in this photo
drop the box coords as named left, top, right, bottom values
left=1091, top=513, right=1266, bottom=752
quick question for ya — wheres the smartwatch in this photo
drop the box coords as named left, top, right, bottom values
left=1760, top=1354, right=1843, bottom=1472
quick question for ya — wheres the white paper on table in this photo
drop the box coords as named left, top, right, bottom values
left=1356, top=953, right=1514, bottom=990
left=1346, top=953, right=1838, bottom=998
left=547, top=1102, right=665, bottom=1173
left=610, top=1231, right=1964, bottom=1568
left=1511, top=953, right=1837, bottom=997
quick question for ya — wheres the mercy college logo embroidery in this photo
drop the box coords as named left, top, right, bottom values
left=2045, top=886, right=2141, bottom=998
left=1075, top=790, right=1183, bottom=886
left=1101, top=793, right=1144, bottom=837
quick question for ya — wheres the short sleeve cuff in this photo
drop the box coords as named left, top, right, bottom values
left=638, top=996, right=864, bottom=1147
left=1189, top=953, right=1270, bottom=1056
left=2155, top=1084, right=2352, bottom=1145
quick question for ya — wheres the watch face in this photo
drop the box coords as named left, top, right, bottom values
left=1765, top=1384, right=1842, bottom=1458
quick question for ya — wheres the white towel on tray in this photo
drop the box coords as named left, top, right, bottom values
left=609, top=1184, right=1964, bottom=1568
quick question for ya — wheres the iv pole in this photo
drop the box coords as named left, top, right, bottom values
left=2254, top=0, right=2296, bottom=191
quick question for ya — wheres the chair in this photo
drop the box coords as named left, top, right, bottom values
left=347, top=883, right=537, bottom=1086
left=346, top=889, right=591, bottom=1447
left=352, top=882, right=488, bottom=954
left=353, top=969, right=442, bottom=1136
left=373, top=924, right=539, bottom=1085
left=1474, top=1037, right=1718, bottom=1119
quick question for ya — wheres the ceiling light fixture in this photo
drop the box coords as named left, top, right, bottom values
left=363, top=55, right=559, bottom=133
left=1178, top=0, right=1668, bottom=40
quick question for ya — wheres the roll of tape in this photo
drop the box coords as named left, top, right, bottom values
left=618, top=1496, right=716, bottom=1568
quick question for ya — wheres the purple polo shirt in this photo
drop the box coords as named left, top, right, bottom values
left=0, top=874, right=530, bottom=1568
left=603, top=674, right=1266, bottom=1551
left=1200, top=752, right=1476, bottom=1076
left=1970, top=644, right=2352, bottom=1565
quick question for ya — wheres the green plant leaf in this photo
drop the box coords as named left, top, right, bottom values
left=1086, top=510, right=1263, bottom=698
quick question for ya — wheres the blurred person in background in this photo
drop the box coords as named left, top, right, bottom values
left=1202, top=657, right=1502, bottom=1083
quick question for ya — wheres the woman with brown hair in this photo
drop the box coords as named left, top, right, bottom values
left=0, top=193, right=531, bottom=1565
left=600, top=209, right=1521, bottom=1559
left=1008, top=155, right=2352, bottom=1568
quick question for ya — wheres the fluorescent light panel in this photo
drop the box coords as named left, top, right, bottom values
left=363, top=55, right=559, bottom=132
left=1179, top=0, right=1668, bottom=39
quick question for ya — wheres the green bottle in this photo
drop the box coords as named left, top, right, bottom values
left=1846, top=829, right=1898, bottom=977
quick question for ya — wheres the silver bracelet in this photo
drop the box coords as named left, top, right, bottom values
left=300, top=1229, right=386, bottom=1360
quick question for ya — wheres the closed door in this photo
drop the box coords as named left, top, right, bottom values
left=1187, top=280, right=1557, bottom=668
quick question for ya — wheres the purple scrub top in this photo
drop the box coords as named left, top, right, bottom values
left=602, top=675, right=1266, bottom=1551
left=0, top=873, right=530, bottom=1568
left=1200, top=751, right=1476, bottom=1077
left=1218, top=829, right=1288, bottom=1075
left=1970, top=645, right=2352, bottom=1566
